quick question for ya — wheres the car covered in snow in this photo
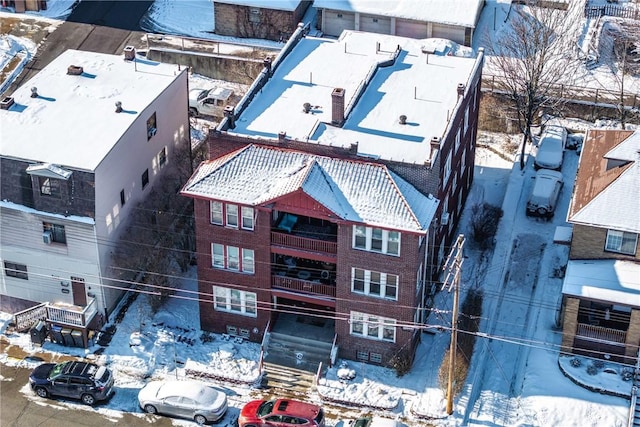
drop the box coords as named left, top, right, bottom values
left=138, top=379, right=228, bottom=424
left=526, top=169, right=563, bottom=219
left=188, top=86, right=234, bottom=118
left=341, top=416, right=408, bottom=427
left=534, top=125, right=566, bottom=171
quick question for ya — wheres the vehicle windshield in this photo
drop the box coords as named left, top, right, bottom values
left=198, top=89, right=211, bottom=101
left=48, top=362, right=66, bottom=379
left=257, top=400, right=276, bottom=416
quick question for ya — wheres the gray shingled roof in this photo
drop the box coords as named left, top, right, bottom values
left=182, top=145, right=439, bottom=232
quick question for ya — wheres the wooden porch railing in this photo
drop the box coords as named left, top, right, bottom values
left=272, top=275, right=336, bottom=298
left=271, top=232, right=337, bottom=255
left=13, top=303, right=47, bottom=332
left=576, top=322, right=627, bottom=345
left=46, top=298, right=98, bottom=328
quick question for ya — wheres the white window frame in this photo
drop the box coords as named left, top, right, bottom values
left=226, top=204, right=238, bottom=228
left=349, top=311, right=396, bottom=342
left=443, top=151, right=452, bottom=185
left=241, top=206, right=254, bottom=230
left=464, top=106, right=469, bottom=134
left=455, top=128, right=461, bottom=153
left=210, top=201, right=223, bottom=225
left=605, top=230, right=638, bottom=255
left=213, top=286, right=257, bottom=317
left=211, top=244, right=254, bottom=273
left=351, top=268, right=398, bottom=300
left=352, top=225, right=401, bottom=256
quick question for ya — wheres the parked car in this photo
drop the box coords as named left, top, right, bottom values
left=341, top=416, right=408, bottom=427
left=188, top=86, right=234, bottom=117
left=534, top=125, right=566, bottom=170
left=28, top=361, right=114, bottom=405
left=138, top=379, right=228, bottom=424
left=526, top=169, right=564, bottom=219
left=239, top=398, right=325, bottom=427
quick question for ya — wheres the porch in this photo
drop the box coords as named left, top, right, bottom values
left=272, top=213, right=338, bottom=255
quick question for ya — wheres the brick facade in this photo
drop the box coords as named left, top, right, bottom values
left=214, top=1, right=311, bottom=41
left=560, top=297, right=579, bottom=354
left=570, top=223, right=640, bottom=260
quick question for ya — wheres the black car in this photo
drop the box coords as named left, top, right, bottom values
left=29, top=361, right=114, bottom=405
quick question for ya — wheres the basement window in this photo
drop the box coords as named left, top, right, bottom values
left=249, top=7, right=261, bottom=23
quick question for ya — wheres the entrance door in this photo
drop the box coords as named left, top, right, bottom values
left=71, top=277, right=87, bottom=306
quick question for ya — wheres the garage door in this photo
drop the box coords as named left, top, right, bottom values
left=322, top=10, right=355, bottom=37
left=432, top=23, right=465, bottom=45
left=396, top=19, right=428, bottom=39
left=359, top=14, right=391, bottom=35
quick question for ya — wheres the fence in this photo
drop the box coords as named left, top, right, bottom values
left=584, top=3, right=640, bottom=20
left=482, top=74, right=639, bottom=110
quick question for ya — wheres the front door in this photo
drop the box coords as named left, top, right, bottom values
left=71, top=277, right=87, bottom=306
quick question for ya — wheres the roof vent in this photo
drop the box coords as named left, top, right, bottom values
left=123, top=45, right=136, bottom=61
left=457, top=83, right=465, bottom=98
left=1, top=96, right=15, bottom=110
left=30, top=87, right=38, bottom=98
left=303, top=102, right=311, bottom=113
left=67, top=65, right=83, bottom=75
left=115, top=101, right=122, bottom=113
left=224, top=105, right=235, bottom=129
left=399, top=114, right=407, bottom=125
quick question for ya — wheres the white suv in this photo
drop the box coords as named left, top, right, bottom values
left=526, top=169, right=563, bottom=219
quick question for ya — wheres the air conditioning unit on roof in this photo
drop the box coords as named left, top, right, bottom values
left=43, top=230, right=52, bottom=244
left=441, top=212, right=450, bottom=226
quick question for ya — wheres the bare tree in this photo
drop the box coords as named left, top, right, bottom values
left=483, top=2, right=581, bottom=169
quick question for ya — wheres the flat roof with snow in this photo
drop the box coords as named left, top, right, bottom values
left=562, top=260, right=640, bottom=308
left=0, top=49, right=185, bottom=171
left=214, top=0, right=303, bottom=12
left=229, top=31, right=481, bottom=164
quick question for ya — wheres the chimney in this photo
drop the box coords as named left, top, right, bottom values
left=331, top=88, right=345, bottom=126
left=430, top=136, right=440, bottom=152
left=115, top=101, right=123, bottom=113
left=30, top=87, right=38, bottom=98
left=399, top=114, right=407, bottom=125
left=0, top=97, right=14, bottom=110
left=224, top=105, right=235, bottom=129
left=457, top=83, right=465, bottom=98
left=263, top=56, right=272, bottom=75
left=67, top=65, right=83, bottom=75
left=278, top=131, right=287, bottom=142
left=124, top=45, right=136, bottom=61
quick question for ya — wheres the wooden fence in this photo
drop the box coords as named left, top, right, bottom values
left=584, top=3, right=640, bottom=20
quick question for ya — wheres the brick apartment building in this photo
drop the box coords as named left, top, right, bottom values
left=183, top=27, right=484, bottom=366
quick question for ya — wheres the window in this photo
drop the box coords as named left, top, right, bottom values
left=443, top=151, right=452, bottom=184
left=605, top=230, right=638, bottom=255
left=372, top=18, right=378, bottom=23
left=211, top=243, right=254, bottom=273
left=147, top=112, right=157, bottom=140
left=157, top=147, right=167, bottom=168
left=43, top=222, right=66, bottom=244
left=461, top=147, right=467, bottom=171
left=241, top=207, right=254, bottom=230
left=352, top=226, right=401, bottom=256
left=141, top=169, right=149, bottom=189
left=120, top=189, right=126, bottom=206
left=226, top=204, right=238, bottom=228
left=39, top=177, right=60, bottom=197
left=455, top=128, right=461, bottom=153
left=249, top=7, right=261, bottom=23
left=464, top=106, right=469, bottom=134
left=210, top=201, right=223, bottom=225
left=4, top=261, right=28, bottom=280
left=213, top=286, right=257, bottom=317
left=351, top=268, right=398, bottom=300
left=350, top=311, right=396, bottom=342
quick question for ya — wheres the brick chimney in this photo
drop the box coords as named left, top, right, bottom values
left=331, top=88, right=345, bottom=126
left=457, top=83, right=465, bottom=98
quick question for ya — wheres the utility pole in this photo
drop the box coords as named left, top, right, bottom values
left=442, top=234, right=465, bottom=415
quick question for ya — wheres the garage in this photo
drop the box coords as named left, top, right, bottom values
left=396, top=19, right=428, bottom=39
left=321, top=10, right=355, bottom=37
left=432, top=23, right=465, bottom=45
left=359, top=14, right=391, bottom=35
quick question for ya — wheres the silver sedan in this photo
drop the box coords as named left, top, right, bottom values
left=138, top=379, right=228, bottom=424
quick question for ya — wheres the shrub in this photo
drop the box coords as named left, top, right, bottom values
left=470, top=203, right=503, bottom=250
left=570, top=358, right=582, bottom=368
left=587, top=364, right=599, bottom=376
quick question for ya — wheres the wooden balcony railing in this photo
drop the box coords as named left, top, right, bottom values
left=46, top=298, right=98, bottom=328
left=13, top=303, right=47, bottom=332
left=271, top=232, right=337, bottom=255
left=576, top=323, right=627, bottom=345
left=272, top=274, right=336, bottom=298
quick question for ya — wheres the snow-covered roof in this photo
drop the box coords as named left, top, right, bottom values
left=0, top=200, right=95, bottom=224
left=569, top=129, right=640, bottom=233
left=0, top=49, right=185, bottom=171
left=214, top=0, right=303, bottom=12
left=181, top=144, right=439, bottom=232
left=229, top=31, right=481, bottom=164
left=562, top=259, right=640, bottom=307
left=314, top=0, right=484, bottom=28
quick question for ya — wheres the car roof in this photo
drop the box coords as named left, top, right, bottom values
left=271, top=399, right=321, bottom=416
left=156, top=380, right=220, bottom=402
left=62, top=361, right=100, bottom=377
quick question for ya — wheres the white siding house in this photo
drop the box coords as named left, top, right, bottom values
left=0, top=49, right=190, bottom=320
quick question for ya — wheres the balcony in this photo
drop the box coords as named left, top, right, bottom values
left=272, top=274, right=336, bottom=299
left=272, top=213, right=337, bottom=256
left=13, top=298, right=98, bottom=331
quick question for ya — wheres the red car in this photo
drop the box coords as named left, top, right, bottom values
left=239, top=399, right=325, bottom=427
